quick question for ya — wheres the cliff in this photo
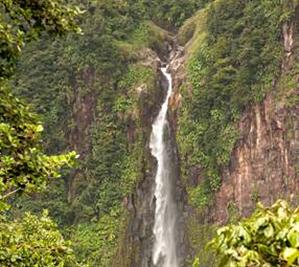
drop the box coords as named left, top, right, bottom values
left=211, top=5, right=299, bottom=223
left=10, top=1, right=299, bottom=266
left=12, top=6, right=176, bottom=264
left=171, top=1, right=299, bottom=265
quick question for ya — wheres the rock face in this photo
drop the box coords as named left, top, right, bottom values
left=121, top=7, right=299, bottom=265
left=118, top=45, right=189, bottom=267
left=114, top=51, right=165, bottom=267
left=211, top=9, right=299, bottom=223
left=168, top=45, right=185, bottom=130
left=213, top=94, right=299, bottom=223
left=67, top=68, right=98, bottom=202
left=164, top=7, right=299, bottom=264
left=167, top=47, right=189, bottom=265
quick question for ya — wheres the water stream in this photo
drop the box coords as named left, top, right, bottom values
left=150, top=66, right=179, bottom=267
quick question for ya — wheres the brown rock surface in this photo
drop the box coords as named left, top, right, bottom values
left=213, top=94, right=299, bottom=223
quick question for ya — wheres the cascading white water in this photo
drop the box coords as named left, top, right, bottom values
left=150, top=66, right=178, bottom=267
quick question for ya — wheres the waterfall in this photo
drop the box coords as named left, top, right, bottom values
left=150, top=65, right=179, bottom=267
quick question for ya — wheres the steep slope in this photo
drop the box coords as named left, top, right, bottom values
left=11, top=0, right=200, bottom=266
left=172, top=0, right=299, bottom=264
left=10, top=0, right=299, bottom=266
left=212, top=4, right=299, bottom=223
left=11, top=1, right=173, bottom=265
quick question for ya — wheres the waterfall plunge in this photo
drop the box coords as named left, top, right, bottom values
left=150, top=66, right=179, bottom=267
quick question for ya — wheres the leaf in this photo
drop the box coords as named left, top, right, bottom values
left=36, top=125, right=43, bottom=132
left=264, top=224, right=274, bottom=238
left=192, top=257, right=200, bottom=267
left=287, top=229, right=299, bottom=248
left=281, top=247, right=299, bottom=265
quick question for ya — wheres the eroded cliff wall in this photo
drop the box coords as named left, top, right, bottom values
left=213, top=6, right=299, bottom=223
left=171, top=2, right=299, bottom=265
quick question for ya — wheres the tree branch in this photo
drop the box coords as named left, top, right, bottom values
left=0, top=188, right=21, bottom=200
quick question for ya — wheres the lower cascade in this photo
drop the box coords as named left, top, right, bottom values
left=150, top=65, right=179, bottom=267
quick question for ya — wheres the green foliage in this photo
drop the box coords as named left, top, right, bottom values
left=116, top=21, right=171, bottom=60
left=143, top=0, right=209, bottom=28
left=78, top=64, right=156, bottom=218
left=178, top=0, right=295, bottom=208
left=209, top=200, right=299, bottom=266
left=62, top=60, right=158, bottom=262
left=227, top=201, right=240, bottom=224
left=177, top=15, right=197, bottom=46
left=186, top=215, right=217, bottom=267
left=7, top=0, right=205, bottom=264
left=0, top=0, right=83, bottom=265
left=188, top=184, right=211, bottom=208
left=0, top=83, right=76, bottom=207
left=0, top=0, right=82, bottom=78
left=179, top=8, right=208, bottom=56
left=275, top=22, right=299, bottom=108
left=0, top=0, right=80, bottom=208
left=10, top=0, right=198, bottom=223
left=10, top=0, right=154, bottom=220
left=119, top=65, right=155, bottom=90
left=0, top=210, right=82, bottom=266
left=120, top=142, right=143, bottom=196
left=12, top=179, right=74, bottom=226
left=70, top=207, right=126, bottom=267
left=12, top=38, right=73, bottom=154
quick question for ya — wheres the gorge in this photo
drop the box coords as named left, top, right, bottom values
left=3, top=0, right=299, bottom=266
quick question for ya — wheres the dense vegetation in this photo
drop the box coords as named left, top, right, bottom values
left=1, top=0, right=299, bottom=266
left=208, top=200, right=299, bottom=266
left=0, top=0, right=80, bottom=206
left=177, top=0, right=297, bottom=208
left=142, top=0, right=209, bottom=28
left=8, top=0, right=202, bottom=265
left=0, top=0, right=82, bottom=265
left=0, top=211, right=81, bottom=266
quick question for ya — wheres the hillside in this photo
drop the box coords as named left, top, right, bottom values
left=1, top=0, right=299, bottom=266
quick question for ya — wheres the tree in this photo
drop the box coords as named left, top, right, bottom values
left=0, top=1, right=82, bottom=265
left=0, top=0, right=82, bottom=78
left=0, top=210, right=82, bottom=266
left=208, top=200, right=299, bottom=266
left=0, top=84, right=77, bottom=206
left=0, top=0, right=81, bottom=207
